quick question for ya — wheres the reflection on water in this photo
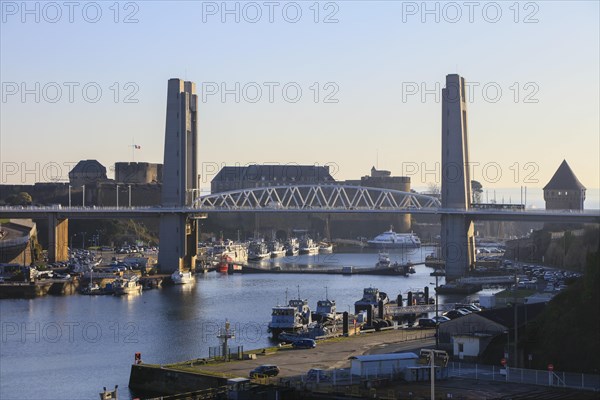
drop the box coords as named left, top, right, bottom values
left=0, top=247, right=492, bottom=400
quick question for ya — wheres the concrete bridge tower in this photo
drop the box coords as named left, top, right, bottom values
left=441, top=74, right=476, bottom=280
left=158, top=79, right=199, bottom=273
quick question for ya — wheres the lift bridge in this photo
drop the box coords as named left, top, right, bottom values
left=3, top=76, right=600, bottom=278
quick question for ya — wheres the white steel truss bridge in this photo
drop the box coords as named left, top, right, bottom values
left=191, top=185, right=441, bottom=213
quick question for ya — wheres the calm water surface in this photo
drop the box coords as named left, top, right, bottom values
left=0, top=248, right=493, bottom=400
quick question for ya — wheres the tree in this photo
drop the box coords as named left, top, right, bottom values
left=427, top=182, right=440, bottom=195
left=6, top=192, right=32, bottom=205
left=471, top=180, right=483, bottom=204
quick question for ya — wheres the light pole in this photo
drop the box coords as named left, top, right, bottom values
left=116, top=184, right=119, bottom=208
left=68, top=185, right=72, bottom=207
left=81, top=232, right=86, bottom=249
left=430, top=277, right=440, bottom=348
left=128, top=184, right=132, bottom=207
left=82, top=184, right=85, bottom=206
left=421, top=349, right=448, bottom=400
left=505, top=329, right=510, bottom=367
left=435, top=275, right=439, bottom=348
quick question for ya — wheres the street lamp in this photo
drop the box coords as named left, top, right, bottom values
left=68, top=185, right=72, bottom=207
left=430, top=276, right=440, bottom=349
left=82, top=184, right=85, bottom=206
left=128, top=184, right=132, bottom=207
left=116, top=184, right=119, bottom=209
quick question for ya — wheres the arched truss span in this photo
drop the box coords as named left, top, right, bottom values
left=193, top=185, right=441, bottom=212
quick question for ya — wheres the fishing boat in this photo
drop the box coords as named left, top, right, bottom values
left=354, top=287, right=389, bottom=313
left=80, top=268, right=104, bottom=295
left=248, top=240, right=270, bottom=261
left=375, top=252, right=391, bottom=268
left=299, top=237, right=319, bottom=254
left=217, top=254, right=232, bottom=273
left=268, top=241, right=286, bottom=258
left=284, top=238, right=299, bottom=256
left=113, top=275, right=142, bottom=295
left=268, top=289, right=312, bottom=339
left=318, top=241, right=333, bottom=253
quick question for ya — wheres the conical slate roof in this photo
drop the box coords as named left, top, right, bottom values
left=543, top=160, right=585, bottom=190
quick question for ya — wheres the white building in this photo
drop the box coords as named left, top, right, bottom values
left=452, top=333, right=493, bottom=360
left=349, top=353, right=419, bottom=377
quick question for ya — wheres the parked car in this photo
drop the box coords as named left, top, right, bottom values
left=418, top=318, right=437, bottom=328
left=292, top=338, right=316, bottom=349
left=432, top=316, right=451, bottom=324
left=443, top=310, right=467, bottom=320
left=306, top=368, right=330, bottom=382
left=455, top=304, right=481, bottom=312
left=456, top=308, right=473, bottom=315
left=249, top=364, right=280, bottom=378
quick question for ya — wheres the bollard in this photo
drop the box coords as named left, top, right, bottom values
left=343, top=312, right=349, bottom=336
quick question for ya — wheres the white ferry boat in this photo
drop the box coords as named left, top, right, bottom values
left=367, top=229, right=421, bottom=249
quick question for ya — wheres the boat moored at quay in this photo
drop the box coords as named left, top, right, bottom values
left=268, top=297, right=313, bottom=339
left=299, top=237, right=319, bottom=255
left=248, top=240, right=270, bottom=261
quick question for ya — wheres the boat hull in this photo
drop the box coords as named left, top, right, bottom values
left=367, top=241, right=420, bottom=249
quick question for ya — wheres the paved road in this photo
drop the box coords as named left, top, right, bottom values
left=178, top=329, right=435, bottom=378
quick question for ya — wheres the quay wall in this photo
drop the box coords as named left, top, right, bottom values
left=129, top=364, right=228, bottom=395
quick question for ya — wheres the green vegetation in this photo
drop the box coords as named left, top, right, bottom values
left=4, top=192, right=32, bottom=206
left=524, top=247, right=600, bottom=373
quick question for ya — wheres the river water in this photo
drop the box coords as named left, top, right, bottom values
left=0, top=247, right=494, bottom=400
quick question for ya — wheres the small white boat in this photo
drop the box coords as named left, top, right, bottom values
left=113, top=275, right=142, bottom=295
left=171, top=270, right=193, bottom=285
left=375, top=252, right=391, bottom=268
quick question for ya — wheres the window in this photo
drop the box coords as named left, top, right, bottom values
left=458, top=343, right=464, bottom=353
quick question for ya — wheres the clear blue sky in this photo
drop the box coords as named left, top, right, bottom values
left=1, top=1, right=598, bottom=203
